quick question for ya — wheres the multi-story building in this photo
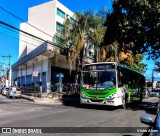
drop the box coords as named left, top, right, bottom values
left=12, top=0, right=94, bottom=92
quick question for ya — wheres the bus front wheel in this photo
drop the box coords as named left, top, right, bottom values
left=122, top=95, right=127, bottom=109
left=121, top=98, right=125, bottom=109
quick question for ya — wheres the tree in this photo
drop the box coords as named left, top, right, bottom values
left=103, top=0, right=160, bottom=59
left=62, top=9, right=107, bottom=73
left=120, top=54, right=147, bottom=73
left=62, top=12, right=88, bottom=76
left=85, top=9, right=107, bottom=62
left=104, top=43, right=147, bottom=72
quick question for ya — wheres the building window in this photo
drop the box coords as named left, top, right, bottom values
left=56, top=22, right=64, bottom=33
left=70, top=17, right=75, bottom=24
left=57, top=8, right=65, bottom=19
left=42, top=72, right=46, bottom=76
left=55, top=36, right=64, bottom=46
left=26, top=75, right=32, bottom=78
left=89, top=51, right=94, bottom=58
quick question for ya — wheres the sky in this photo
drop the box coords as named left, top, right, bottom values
left=0, top=0, right=159, bottom=80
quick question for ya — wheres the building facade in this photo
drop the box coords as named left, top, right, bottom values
left=12, top=0, right=94, bottom=92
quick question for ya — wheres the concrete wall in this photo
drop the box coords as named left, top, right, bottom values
left=28, top=1, right=55, bottom=41
left=16, top=0, right=75, bottom=92
left=19, top=0, right=74, bottom=59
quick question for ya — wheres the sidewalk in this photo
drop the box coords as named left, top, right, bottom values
left=21, top=94, right=62, bottom=105
left=21, top=93, right=79, bottom=105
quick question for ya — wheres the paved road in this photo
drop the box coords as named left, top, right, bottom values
left=0, top=95, right=159, bottom=136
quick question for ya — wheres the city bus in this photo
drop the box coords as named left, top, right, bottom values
left=80, top=62, right=146, bottom=109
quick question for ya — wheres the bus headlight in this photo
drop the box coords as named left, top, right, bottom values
left=80, top=92, right=87, bottom=98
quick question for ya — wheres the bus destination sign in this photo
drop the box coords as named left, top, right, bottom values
left=83, top=64, right=115, bottom=70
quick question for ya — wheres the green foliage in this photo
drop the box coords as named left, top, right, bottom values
left=120, top=54, right=147, bottom=73
left=62, top=8, right=108, bottom=72
left=103, top=0, right=160, bottom=59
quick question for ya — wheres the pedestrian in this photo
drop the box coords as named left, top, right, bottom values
left=12, top=85, right=16, bottom=100
left=35, top=82, right=39, bottom=93
left=39, top=81, right=42, bottom=97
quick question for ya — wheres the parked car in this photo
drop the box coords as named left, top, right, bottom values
left=6, top=87, right=21, bottom=98
left=140, top=99, right=160, bottom=136
left=0, top=86, right=4, bottom=94
left=149, top=89, right=160, bottom=97
left=2, top=87, right=9, bottom=96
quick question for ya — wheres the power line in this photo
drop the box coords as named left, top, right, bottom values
left=0, top=24, right=41, bottom=42
left=0, top=21, right=54, bottom=46
left=0, top=21, right=76, bottom=52
left=0, top=6, right=54, bottom=39
left=0, top=25, right=43, bottom=46
left=0, top=21, right=72, bottom=59
left=0, top=31, right=42, bottom=48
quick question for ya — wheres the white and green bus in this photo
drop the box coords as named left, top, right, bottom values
left=80, top=62, right=146, bottom=109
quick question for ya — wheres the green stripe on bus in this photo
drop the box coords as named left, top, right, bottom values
left=81, top=88, right=116, bottom=100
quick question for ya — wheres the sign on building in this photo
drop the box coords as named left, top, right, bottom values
left=2, top=76, right=6, bottom=82
left=33, top=71, right=38, bottom=77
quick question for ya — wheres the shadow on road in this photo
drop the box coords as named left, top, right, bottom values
left=126, top=101, right=157, bottom=115
left=61, top=95, right=158, bottom=114
left=62, top=94, right=121, bottom=111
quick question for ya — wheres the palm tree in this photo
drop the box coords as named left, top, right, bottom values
left=61, top=12, right=88, bottom=84
left=60, top=10, right=107, bottom=83
left=87, top=12, right=106, bottom=62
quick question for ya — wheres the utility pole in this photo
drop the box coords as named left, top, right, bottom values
left=0, top=62, right=6, bottom=86
left=152, top=69, right=154, bottom=90
left=2, top=55, right=12, bottom=86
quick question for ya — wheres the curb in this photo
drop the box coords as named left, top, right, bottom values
left=21, top=95, right=80, bottom=104
left=21, top=95, right=35, bottom=102
left=61, top=98, right=79, bottom=102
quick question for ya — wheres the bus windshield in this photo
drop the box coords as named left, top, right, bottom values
left=81, top=70, right=116, bottom=90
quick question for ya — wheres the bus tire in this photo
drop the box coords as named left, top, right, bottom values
left=139, top=93, right=143, bottom=104
left=122, top=96, right=127, bottom=109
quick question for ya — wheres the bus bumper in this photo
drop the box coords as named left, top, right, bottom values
left=80, top=96, right=123, bottom=106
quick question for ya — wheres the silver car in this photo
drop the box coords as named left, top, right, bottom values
left=6, top=87, right=21, bottom=98
left=2, top=87, right=9, bottom=96
left=149, top=89, right=160, bottom=97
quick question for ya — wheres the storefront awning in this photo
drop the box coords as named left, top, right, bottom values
left=12, top=42, right=53, bottom=70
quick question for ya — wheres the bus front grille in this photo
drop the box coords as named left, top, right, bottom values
left=87, top=92, right=107, bottom=95
left=90, top=100, right=103, bottom=102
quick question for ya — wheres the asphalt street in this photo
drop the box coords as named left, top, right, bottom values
left=0, top=95, right=159, bottom=136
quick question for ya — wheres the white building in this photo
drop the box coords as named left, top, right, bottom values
left=12, top=0, right=94, bottom=92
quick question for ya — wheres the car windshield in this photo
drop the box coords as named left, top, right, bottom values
left=81, top=70, right=116, bottom=90
left=152, top=90, right=159, bottom=92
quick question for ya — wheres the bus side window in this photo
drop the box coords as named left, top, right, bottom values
left=118, top=71, right=123, bottom=87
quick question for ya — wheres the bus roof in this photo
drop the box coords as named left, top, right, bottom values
left=83, top=62, right=145, bottom=77
left=117, top=64, right=145, bottom=77
left=84, top=62, right=117, bottom=66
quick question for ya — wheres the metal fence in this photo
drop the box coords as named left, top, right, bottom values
left=20, top=86, right=40, bottom=96
left=51, top=84, right=80, bottom=95
left=20, top=83, right=80, bottom=97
